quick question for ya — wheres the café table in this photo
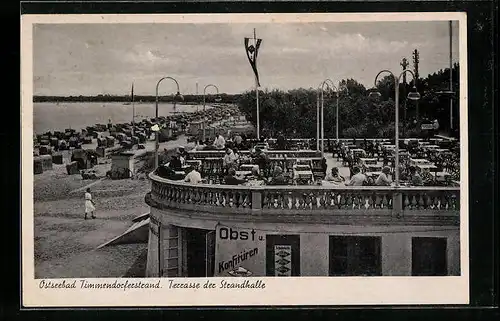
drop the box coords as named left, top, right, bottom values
left=359, top=157, right=378, bottom=164
left=416, top=164, right=438, bottom=171
left=243, top=180, right=265, bottom=187
left=410, top=158, right=432, bottom=165
left=434, top=171, right=452, bottom=182
left=321, top=180, right=345, bottom=187
left=434, top=148, right=451, bottom=153
left=365, top=171, right=382, bottom=179
left=236, top=170, right=252, bottom=177
left=185, top=159, right=202, bottom=167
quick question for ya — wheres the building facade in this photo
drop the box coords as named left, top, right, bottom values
left=144, top=173, right=460, bottom=277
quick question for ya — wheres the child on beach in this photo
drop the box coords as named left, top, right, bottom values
left=84, top=188, right=96, bottom=220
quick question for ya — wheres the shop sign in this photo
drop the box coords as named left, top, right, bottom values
left=214, top=226, right=266, bottom=277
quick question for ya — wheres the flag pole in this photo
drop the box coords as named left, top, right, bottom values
left=449, top=20, right=453, bottom=132
left=131, top=82, right=135, bottom=137
left=254, top=28, right=260, bottom=141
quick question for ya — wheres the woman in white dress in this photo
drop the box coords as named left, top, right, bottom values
left=84, top=188, right=96, bottom=220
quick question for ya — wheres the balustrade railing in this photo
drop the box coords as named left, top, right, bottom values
left=147, top=173, right=460, bottom=222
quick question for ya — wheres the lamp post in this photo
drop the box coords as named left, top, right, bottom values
left=369, top=69, right=420, bottom=186
left=332, top=83, right=349, bottom=142
left=316, top=80, right=348, bottom=150
left=202, top=84, right=220, bottom=142
left=317, top=79, right=335, bottom=158
left=154, top=76, right=183, bottom=170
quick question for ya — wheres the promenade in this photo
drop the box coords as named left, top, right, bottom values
left=34, top=135, right=193, bottom=278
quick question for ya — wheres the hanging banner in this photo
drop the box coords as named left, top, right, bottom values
left=214, top=225, right=266, bottom=277
left=274, top=245, right=292, bottom=276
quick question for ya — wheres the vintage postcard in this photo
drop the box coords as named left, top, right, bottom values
left=21, top=12, right=468, bottom=307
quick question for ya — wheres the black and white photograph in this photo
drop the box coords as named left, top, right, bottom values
left=22, top=13, right=468, bottom=306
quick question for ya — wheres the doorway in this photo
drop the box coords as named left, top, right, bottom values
left=185, top=228, right=215, bottom=277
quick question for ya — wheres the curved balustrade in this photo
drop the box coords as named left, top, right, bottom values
left=147, top=173, right=460, bottom=225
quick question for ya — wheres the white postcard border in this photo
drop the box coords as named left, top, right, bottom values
left=21, top=12, right=469, bottom=307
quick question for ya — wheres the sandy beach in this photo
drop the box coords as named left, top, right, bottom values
left=34, top=135, right=193, bottom=278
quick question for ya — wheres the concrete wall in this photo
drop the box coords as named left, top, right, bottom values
left=145, top=214, right=161, bottom=277
left=300, top=234, right=329, bottom=276
left=111, top=156, right=133, bottom=174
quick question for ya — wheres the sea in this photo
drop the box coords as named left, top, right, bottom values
left=33, top=102, right=206, bottom=134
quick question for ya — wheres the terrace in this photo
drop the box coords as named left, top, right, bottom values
left=146, top=137, right=460, bottom=227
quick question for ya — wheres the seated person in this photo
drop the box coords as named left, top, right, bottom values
left=184, top=166, right=202, bottom=184
left=249, top=165, right=263, bottom=180
left=224, top=167, right=247, bottom=185
left=346, top=166, right=367, bottom=186
left=194, top=140, right=206, bottom=151
left=375, top=166, right=392, bottom=186
left=268, top=166, right=287, bottom=185
left=168, top=155, right=182, bottom=170
left=276, top=132, right=287, bottom=150
left=325, top=167, right=344, bottom=183
left=156, top=166, right=184, bottom=180
left=213, top=134, right=226, bottom=150
left=409, top=166, right=424, bottom=186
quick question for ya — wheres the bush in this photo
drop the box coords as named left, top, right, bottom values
left=377, top=124, right=395, bottom=138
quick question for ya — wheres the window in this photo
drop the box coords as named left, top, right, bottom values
left=412, top=237, right=447, bottom=276
left=329, top=236, right=382, bottom=276
left=163, top=226, right=180, bottom=277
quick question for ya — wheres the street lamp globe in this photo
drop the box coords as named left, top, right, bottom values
left=368, top=88, right=382, bottom=99
left=407, top=86, right=421, bottom=101
left=174, top=91, right=184, bottom=102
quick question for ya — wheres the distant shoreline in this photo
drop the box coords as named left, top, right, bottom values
left=33, top=94, right=241, bottom=104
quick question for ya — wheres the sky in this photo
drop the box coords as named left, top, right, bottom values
left=33, top=21, right=460, bottom=96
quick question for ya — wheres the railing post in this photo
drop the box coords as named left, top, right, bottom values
left=392, top=189, right=402, bottom=218
left=252, top=190, right=262, bottom=210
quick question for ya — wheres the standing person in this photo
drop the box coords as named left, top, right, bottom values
left=223, top=148, right=237, bottom=171
left=233, top=133, right=243, bottom=148
left=321, top=157, right=328, bottom=178
left=232, top=147, right=241, bottom=164
left=178, top=146, right=189, bottom=164
left=276, top=131, right=287, bottom=150
left=253, top=147, right=270, bottom=176
left=84, top=188, right=96, bottom=220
